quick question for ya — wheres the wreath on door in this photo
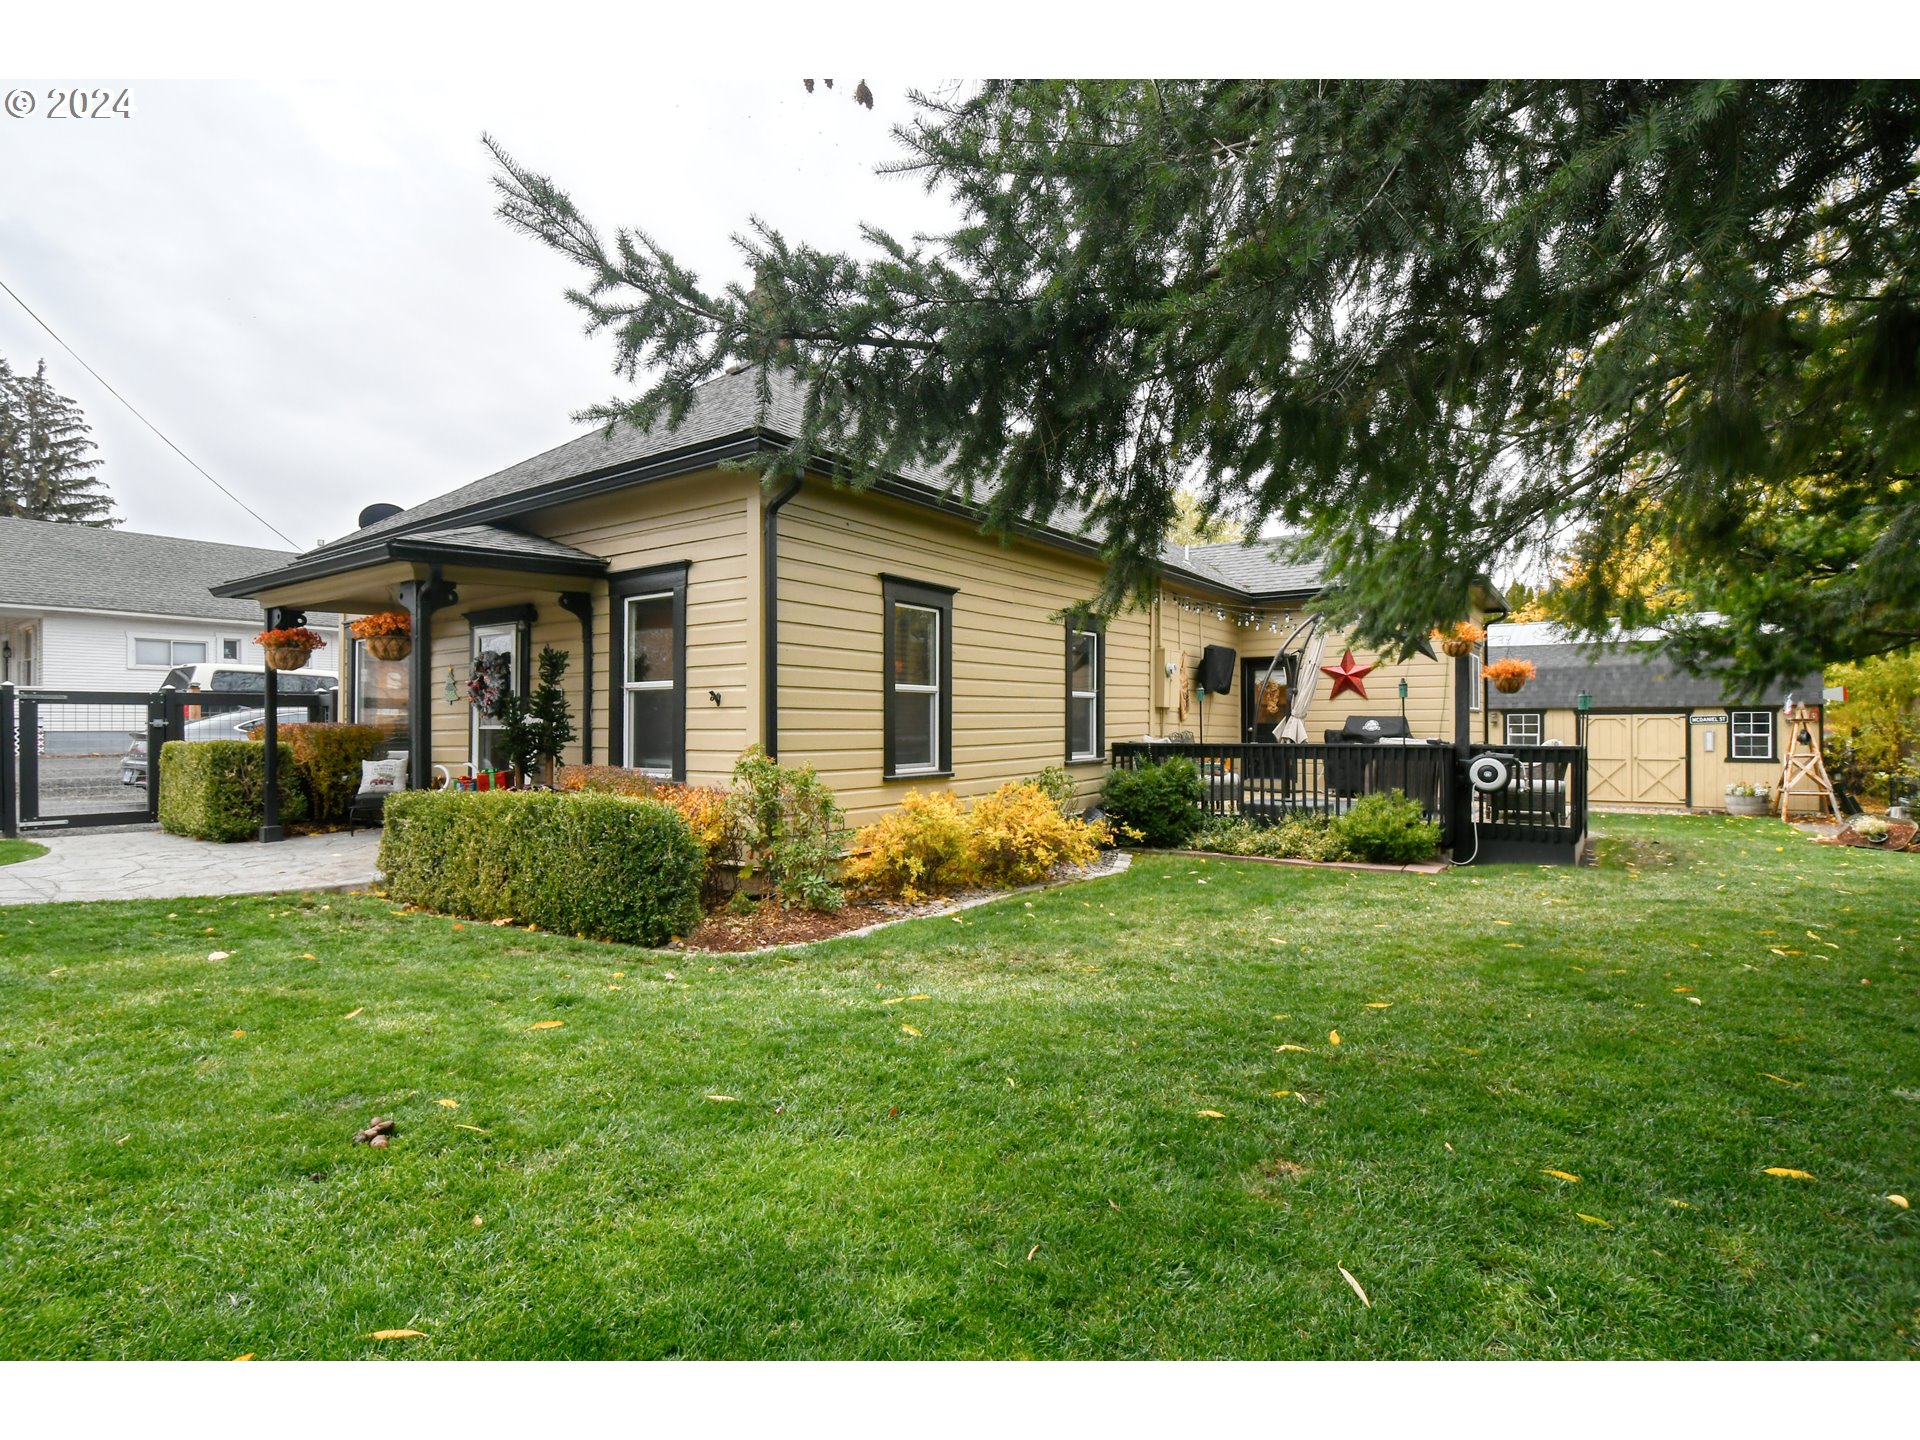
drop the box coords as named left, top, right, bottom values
left=466, top=650, right=512, bottom=718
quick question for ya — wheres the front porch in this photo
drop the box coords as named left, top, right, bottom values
left=214, top=523, right=612, bottom=795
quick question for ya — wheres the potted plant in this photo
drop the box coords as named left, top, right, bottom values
left=349, top=610, right=412, bottom=661
left=1725, top=781, right=1772, bottom=817
left=1483, top=657, right=1536, bottom=694
left=254, top=625, right=327, bottom=671
left=1431, top=621, right=1486, bottom=658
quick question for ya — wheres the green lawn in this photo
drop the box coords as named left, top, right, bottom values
left=1, top=814, right=1914, bottom=1358
left=0, top=838, right=48, bottom=866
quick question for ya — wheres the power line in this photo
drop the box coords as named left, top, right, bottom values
left=0, top=275, right=298, bottom=547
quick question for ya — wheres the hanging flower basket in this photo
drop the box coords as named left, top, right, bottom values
left=255, top=626, right=327, bottom=671
left=1484, top=657, right=1536, bottom=694
left=350, top=610, right=413, bottom=662
left=1432, top=621, right=1486, bottom=658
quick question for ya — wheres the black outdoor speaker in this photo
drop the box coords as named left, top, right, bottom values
left=1198, top=645, right=1236, bottom=694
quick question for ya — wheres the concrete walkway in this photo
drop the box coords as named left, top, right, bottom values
left=0, top=827, right=382, bottom=906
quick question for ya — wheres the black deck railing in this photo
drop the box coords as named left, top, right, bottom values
left=1109, top=739, right=1589, bottom=864
left=1110, top=741, right=1454, bottom=826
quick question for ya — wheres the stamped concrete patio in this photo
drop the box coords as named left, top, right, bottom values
left=0, top=828, right=382, bottom=905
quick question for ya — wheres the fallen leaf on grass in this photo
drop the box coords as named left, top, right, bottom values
left=1337, top=1265, right=1371, bottom=1308
left=301, top=953, right=316, bottom=960
left=1760, top=1073, right=1801, bottom=1087
left=1364, top=1002, right=1392, bottom=1009
left=1686, top=997, right=1703, bottom=1006
left=1026, top=1243, right=1042, bottom=1261
left=705, top=1094, right=738, bottom=1103
left=1542, top=1169, right=1581, bottom=1183
left=453, top=1123, right=490, bottom=1134
left=1269, top=1090, right=1291, bottom=1098
left=900, top=1024, right=921, bottom=1037
left=232, top=1353, right=254, bottom=1361
left=490, top=918, right=514, bottom=927
left=208, top=951, right=231, bottom=962
left=1763, top=1167, right=1816, bottom=1181
left=1888, top=1194, right=1910, bottom=1209
left=435, top=1099, right=459, bottom=1109
left=1328, top=1031, right=1341, bottom=1046
left=471, top=1215, right=484, bottom=1227
left=1275, top=1044, right=1311, bottom=1053
left=1667, top=1199, right=1691, bottom=1208
left=366, top=1329, right=426, bottom=1340
left=230, top=1030, right=246, bottom=1039
left=527, top=1020, right=565, bottom=1031
left=342, top=1008, right=364, bottom=1020
left=1575, top=1213, right=1612, bottom=1228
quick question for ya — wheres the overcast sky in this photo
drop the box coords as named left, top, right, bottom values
left=0, top=78, right=959, bottom=552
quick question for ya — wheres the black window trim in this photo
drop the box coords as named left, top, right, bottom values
left=881, top=574, right=954, bottom=781
left=1728, top=707, right=1778, bottom=763
left=608, top=563, right=689, bottom=781
left=1064, top=614, right=1106, bottom=766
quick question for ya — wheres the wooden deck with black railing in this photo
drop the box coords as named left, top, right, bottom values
left=1109, top=739, right=1588, bottom=864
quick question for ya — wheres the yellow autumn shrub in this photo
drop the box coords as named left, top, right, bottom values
left=963, top=780, right=1112, bottom=888
left=847, top=789, right=974, bottom=901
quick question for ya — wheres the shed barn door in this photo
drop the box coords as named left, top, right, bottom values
left=1586, top=716, right=1633, bottom=804
left=1631, top=715, right=1687, bottom=805
left=1585, top=713, right=1687, bottom=807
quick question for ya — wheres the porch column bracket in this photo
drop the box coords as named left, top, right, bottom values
left=558, top=590, right=595, bottom=766
left=400, top=572, right=459, bottom=792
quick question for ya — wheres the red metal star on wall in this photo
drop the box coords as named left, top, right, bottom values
left=1320, top=648, right=1375, bottom=700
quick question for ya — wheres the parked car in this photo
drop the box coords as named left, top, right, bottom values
left=120, top=706, right=316, bottom=786
left=160, top=662, right=335, bottom=694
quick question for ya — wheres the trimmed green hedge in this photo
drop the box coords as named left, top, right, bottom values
left=379, top=790, right=703, bottom=946
left=277, top=722, right=387, bottom=823
left=1101, top=755, right=1205, bottom=847
left=158, top=740, right=307, bottom=842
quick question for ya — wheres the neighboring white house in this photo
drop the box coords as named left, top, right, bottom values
left=0, top=515, right=339, bottom=698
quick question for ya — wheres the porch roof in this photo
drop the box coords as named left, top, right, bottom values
left=211, top=522, right=607, bottom=603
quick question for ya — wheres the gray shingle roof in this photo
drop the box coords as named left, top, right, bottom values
left=257, top=366, right=1326, bottom=600
left=1483, top=637, right=1818, bottom=711
left=0, top=516, right=336, bottom=624
left=402, top=523, right=604, bottom=566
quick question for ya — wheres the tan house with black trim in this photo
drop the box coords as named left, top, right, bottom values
left=213, top=369, right=1501, bottom=825
left=1483, top=621, right=1826, bottom=813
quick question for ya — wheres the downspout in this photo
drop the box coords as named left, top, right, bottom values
left=762, top=477, right=804, bottom=759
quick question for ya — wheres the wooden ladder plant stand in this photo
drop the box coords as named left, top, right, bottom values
left=1777, top=703, right=1842, bottom=824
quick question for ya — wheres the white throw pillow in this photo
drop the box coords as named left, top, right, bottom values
left=358, top=758, right=408, bottom=796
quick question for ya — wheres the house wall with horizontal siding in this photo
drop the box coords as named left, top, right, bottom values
left=774, top=482, right=1153, bottom=824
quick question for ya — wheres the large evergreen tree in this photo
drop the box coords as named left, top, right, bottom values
left=487, top=81, right=1920, bottom=688
left=0, top=355, right=115, bottom=526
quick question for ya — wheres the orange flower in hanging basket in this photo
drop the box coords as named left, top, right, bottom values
left=1484, top=657, right=1536, bottom=694
left=350, top=611, right=413, bottom=661
left=254, top=625, right=328, bottom=671
left=1431, top=621, right=1487, bottom=658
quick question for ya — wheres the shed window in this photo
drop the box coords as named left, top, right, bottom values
left=1731, top=709, right=1775, bottom=761
left=1066, top=624, right=1104, bottom=763
left=1503, top=711, right=1543, bottom=746
left=882, top=577, right=953, bottom=778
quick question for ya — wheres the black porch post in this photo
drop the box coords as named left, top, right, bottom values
left=399, top=571, right=458, bottom=792
left=0, top=682, right=16, bottom=840
left=1450, top=649, right=1474, bottom=856
left=559, top=590, right=594, bottom=765
left=258, top=605, right=305, bottom=842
